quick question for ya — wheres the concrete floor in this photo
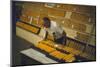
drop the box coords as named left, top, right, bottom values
left=12, top=34, right=36, bottom=66
left=11, top=34, right=95, bottom=66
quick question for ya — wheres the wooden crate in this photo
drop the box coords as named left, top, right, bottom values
left=47, top=8, right=65, bottom=17
left=71, top=12, right=89, bottom=23
left=62, top=54, right=75, bottom=62
left=37, top=42, right=56, bottom=53
left=23, top=2, right=44, bottom=9
left=62, top=41, right=84, bottom=55
left=72, top=21, right=86, bottom=32
left=80, top=45, right=96, bottom=60
left=50, top=50, right=66, bottom=60
left=16, top=22, right=40, bottom=34
left=20, top=15, right=30, bottom=23
left=63, top=19, right=73, bottom=29
left=22, top=4, right=41, bottom=17
left=57, top=4, right=77, bottom=12
left=39, top=40, right=55, bottom=48
left=63, top=19, right=86, bottom=32
left=76, top=32, right=90, bottom=42
left=75, top=6, right=92, bottom=15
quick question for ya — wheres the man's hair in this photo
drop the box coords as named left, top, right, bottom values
left=43, top=17, right=50, bottom=23
left=43, top=17, right=51, bottom=27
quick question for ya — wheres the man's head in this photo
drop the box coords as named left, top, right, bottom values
left=43, top=17, right=51, bottom=28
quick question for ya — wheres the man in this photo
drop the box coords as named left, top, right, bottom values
left=42, top=17, right=67, bottom=46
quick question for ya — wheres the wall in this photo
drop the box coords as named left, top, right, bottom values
left=17, top=2, right=96, bottom=45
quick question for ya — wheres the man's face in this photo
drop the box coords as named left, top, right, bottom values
left=43, top=20, right=50, bottom=28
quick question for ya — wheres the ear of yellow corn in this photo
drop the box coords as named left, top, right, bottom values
left=50, top=50, right=67, bottom=59
left=62, top=54, right=75, bottom=62
left=16, top=22, right=40, bottom=34
left=37, top=42, right=56, bottom=53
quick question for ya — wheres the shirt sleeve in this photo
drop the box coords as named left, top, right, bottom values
left=54, top=21, right=63, bottom=34
left=39, top=28, right=47, bottom=39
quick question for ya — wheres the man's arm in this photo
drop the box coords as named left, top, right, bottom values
left=43, top=31, right=48, bottom=40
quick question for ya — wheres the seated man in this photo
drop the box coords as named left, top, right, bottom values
left=42, top=17, right=67, bottom=46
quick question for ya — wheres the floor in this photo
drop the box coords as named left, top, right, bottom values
left=12, top=34, right=38, bottom=66
left=11, top=34, right=95, bottom=66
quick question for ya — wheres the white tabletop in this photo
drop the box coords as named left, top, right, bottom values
left=20, top=48, right=58, bottom=64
